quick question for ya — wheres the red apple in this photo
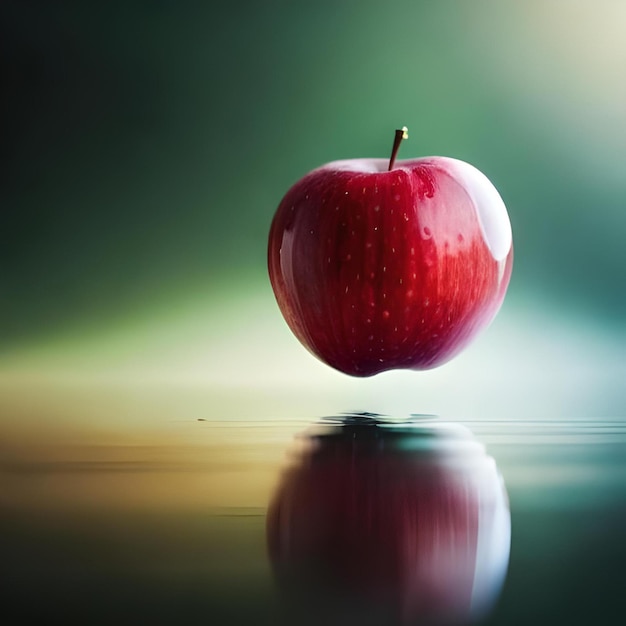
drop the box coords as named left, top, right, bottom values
left=267, top=417, right=510, bottom=625
left=268, top=129, right=513, bottom=376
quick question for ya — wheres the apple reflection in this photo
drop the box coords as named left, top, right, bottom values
left=267, top=415, right=510, bottom=625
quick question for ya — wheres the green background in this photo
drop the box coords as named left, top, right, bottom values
left=3, top=0, right=625, bottom=348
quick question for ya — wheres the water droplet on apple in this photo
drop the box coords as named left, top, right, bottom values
left=382, top=310, right=390, bottom=319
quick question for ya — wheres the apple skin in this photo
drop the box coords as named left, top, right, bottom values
left=266, top=417, right=511, bottom=625
left=268, top=156, right=513, bottom=376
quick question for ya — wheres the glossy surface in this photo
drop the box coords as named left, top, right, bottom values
left=268, top=157, right=513, bottom=376
left=3, top=413, right=626, bottom=626
left=267, top=417, right=510, bottom=625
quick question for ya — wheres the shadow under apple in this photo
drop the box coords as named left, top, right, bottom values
left=266, top=415, right=510, bottom=626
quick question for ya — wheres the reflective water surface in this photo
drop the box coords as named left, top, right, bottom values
left=2, top=415, right=626, bottom=625
left=268, top=416, right=510, bottom=625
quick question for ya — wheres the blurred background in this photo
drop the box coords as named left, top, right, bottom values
left=2, top=0, right=626, bottom=437
left=2, top=2, right=626, bottom=625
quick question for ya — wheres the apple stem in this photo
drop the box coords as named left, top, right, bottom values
left=388, top=126, right=409, bottom=171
